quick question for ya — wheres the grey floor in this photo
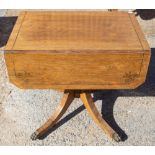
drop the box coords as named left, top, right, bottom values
left=0, top=9, right=155, bottom=145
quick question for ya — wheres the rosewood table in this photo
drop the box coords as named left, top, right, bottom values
left=5, top=11, right=150, bottom=142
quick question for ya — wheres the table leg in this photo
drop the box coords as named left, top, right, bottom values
left=31, top=91, right=74, bottom=140
left=31, top=90, right=121, bottom=142
left=80, top=92, right=121, bottom=142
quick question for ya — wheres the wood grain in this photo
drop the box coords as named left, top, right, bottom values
left=129, top=13, right=150, bottom=51
left=5, top=52, right=146, bottom=89
left=4, top=11, right=150, bottom=90
left=80, top=92, right=120, bottom=141
left=32, top=91, right=74, bottom=139
left=5, top=12, right=26, bottom=50
left=6, top=11, right=143, bottom=51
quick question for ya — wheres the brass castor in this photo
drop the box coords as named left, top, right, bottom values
left=30, top=131, right=39, bottom=140
left=112, top=133, right=121, bottom=142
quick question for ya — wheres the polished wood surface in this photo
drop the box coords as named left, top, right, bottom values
left=5, top=11, right=150, bottom=90
left=5, top=52, right=149, bottom=89
left=5, top=11, right=144, bottom=51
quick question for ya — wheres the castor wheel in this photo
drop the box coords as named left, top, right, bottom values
left=30, top=131, right=39, bottom=140
left=112, top=133, right=121, bottom=142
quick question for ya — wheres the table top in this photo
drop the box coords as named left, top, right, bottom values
left=5, top=11, right=150, bottom=90
left=5, top=11, right=149, bottom=52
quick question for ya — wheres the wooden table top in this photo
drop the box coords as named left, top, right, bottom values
left=5, top=11, right=149, bottom=52
left=5, top=11, right=150, bottom=90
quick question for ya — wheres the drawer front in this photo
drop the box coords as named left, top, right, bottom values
left=5, top=52, right=148, bottom=89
